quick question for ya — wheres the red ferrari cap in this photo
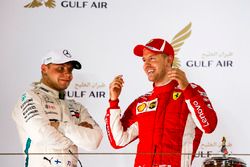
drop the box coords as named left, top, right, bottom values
left=133, top=38, right=174, bottom=59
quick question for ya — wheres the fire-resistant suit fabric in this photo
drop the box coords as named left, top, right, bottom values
left=105, top=81, right=217, bottom=167
left=12, top=82, right=103, bottom=167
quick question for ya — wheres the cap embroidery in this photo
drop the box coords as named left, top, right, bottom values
left=63, top=49, right=72, bottom=58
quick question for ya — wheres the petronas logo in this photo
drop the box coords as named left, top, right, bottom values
left=24, top=0, right=56, bottom=8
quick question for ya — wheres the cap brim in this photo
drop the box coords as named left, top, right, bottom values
left=70, top=61, right=82, bottom=70
left=49, top=60, right=82, bottom=70
left=134, top=45, right=145, bottom=56
left=133, top=45, right=163, bottom=57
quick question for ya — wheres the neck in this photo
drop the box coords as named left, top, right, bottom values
left=154, top=79, right=171, bottom=87
left=41, top=79, right=51, bottom=89
left=40, top=78, right=62, bottom=92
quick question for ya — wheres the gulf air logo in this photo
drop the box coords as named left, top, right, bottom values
left=24, top=0, right=56, bottom=8
left=136, top=98, right=158, bottom=115
left=173, top=91, right=181, bottom=100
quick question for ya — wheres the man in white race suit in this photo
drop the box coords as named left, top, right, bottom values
left=12, top=49, right=103, bottom=167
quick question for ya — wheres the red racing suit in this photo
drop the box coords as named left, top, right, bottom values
left=105, top=81, right=217, bottom=167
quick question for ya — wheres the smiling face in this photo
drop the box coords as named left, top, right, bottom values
left=41, top=62, right=74, bottom=91
left=142, top=48, right=173, bottom=86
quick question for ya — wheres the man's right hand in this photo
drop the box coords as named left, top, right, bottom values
left=109, top=75, right=124, bottom=101
left=78, top=121, right=93, bottom=129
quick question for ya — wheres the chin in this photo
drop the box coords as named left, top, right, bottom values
left=59, top=85, right=69, bottom=91
left=147, top=77, right=155, bottom=82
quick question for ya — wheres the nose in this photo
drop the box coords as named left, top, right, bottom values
left=63, top=69, right=72, bottom=78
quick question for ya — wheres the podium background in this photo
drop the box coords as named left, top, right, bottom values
left=1, top=0, right=250, bottom=166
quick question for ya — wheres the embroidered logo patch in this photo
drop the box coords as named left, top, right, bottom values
left=173, top=92, right=182, bottom=100
left=137, top=103, right=147, bottom=113
left=136, top=98, right=158, bottom=115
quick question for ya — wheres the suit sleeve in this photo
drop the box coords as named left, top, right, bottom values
left=183, top=83, right=218, bottom=133
left=105, top=99, right=139, bottom=149
left=12, top=91, right=73, bottom=149
left=58, top=103, right=103, bottom=151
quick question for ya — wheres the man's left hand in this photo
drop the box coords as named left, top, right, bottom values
left=167, top=68, right=189, bottom=90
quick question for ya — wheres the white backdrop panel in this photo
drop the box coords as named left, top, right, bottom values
left=1, top=0, right=250, bottom=166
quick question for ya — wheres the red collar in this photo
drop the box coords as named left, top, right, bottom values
left=152, top=80, right=178, bottom=95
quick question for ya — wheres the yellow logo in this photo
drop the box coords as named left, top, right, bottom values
left=173, top=92, right=182, bottom=100
left=24, top=0, right=56, bottom=8
left=137, top=103, right=146, bottom=113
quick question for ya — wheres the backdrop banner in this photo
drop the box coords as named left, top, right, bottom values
left=1, top=0, right=250, bottom=166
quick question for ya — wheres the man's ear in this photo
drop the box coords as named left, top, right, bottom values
left=166, top=55, right=174, bottom=67
left=41, top=64, right=48, bottom=74
left=168, top=55, right=174, bottom=64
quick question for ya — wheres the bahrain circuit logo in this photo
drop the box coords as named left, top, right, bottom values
left=171, top=22, right=192, bottom=68
left=24, top=0, right=56, bottom=8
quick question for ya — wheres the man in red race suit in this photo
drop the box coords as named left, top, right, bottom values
left=105, top=38, right=218, bottom=167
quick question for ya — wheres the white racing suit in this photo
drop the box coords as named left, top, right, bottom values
left=12, top=82, right=103, bottom=167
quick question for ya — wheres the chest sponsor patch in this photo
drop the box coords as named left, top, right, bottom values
left=136, top=98, right=158, bottom=115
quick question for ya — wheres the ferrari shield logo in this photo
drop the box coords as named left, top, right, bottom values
left=173, top=92, right=181, bottom=100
